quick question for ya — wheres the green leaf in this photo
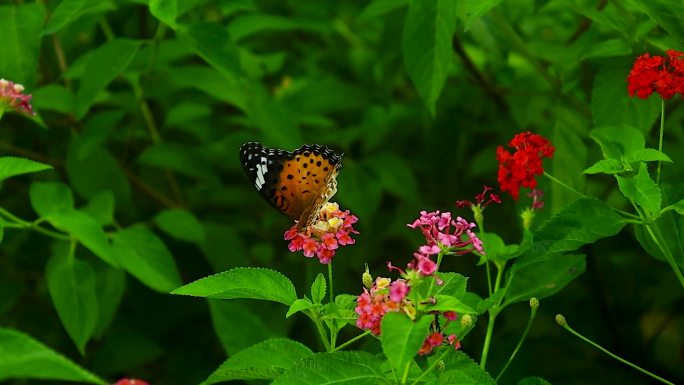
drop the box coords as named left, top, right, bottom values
left=431, top=273, right=468, bottom=298
left=590, top=126, right=645, bottom=160
left=532, top=198, right=627, bottom=254
left=424, top=295, right=476, bottom=314
left=437, top=350, right=496, bottom=385
left=137, top=143, right=217, bottom=181
left=171, top=267, right=297, bottom=306
left=209, top=300, right=276, bottom=355
left=154, top=209, right=206, bottom=243
left=46, top=250, right=98, bottom=355
left=29, top=182, right=74, bottom=218
left=381, top=312, right=432, bottom=372
left=149, top=0, right=177, bottom=29
left=66, top=134, right=131, bottom=203
left=271, top=351, right=386, bottom=385
left=591, top=65, right=660, bottom=132
left=228, top=14, right=328, bottom=42
left=177, top=22, right=240, bottom=78
left=629, top=0, right=684, bottom=40
left=504, top=253, right=586, bottom=307
left=402, top=0, right=458, bottom=115
left=110, top=225, right=182, bottom=292
left=46, top=208, right=117, bottom=266
left=81, top=191, right=115, bottom=227
left=43, top=0, right=115, bottom=35
left=0, top=3, right=45, bottom=85
left=0, top=157, right=53, bottom=182
left=583, top=159, right=626, bottom=175
left=202, top=338, right=313, bottom=384
left=671, top=199, right=684, bottom=215
left=286, top=298, right=315, bottom=318
left=458, top=0, right=503, bottom=31
left=0, top=327, right=106, bottom=384
left=626, top=148, right=672, bottom=163
left=518, top=376, right=553, bottom=385
left=616, top=163, right=662, bottom=216
left=358, top=0, right=410, bottom=21
left=75, top=38, right=140, bottom=118
left=311, top=273, right=326, bottom=304
left=31, top=84, right=75, bottom=114
left=580, top=38, right=632, bottom=59
left=92, top=263, right=125, bottom=338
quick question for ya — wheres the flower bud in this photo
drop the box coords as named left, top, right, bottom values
left=362, top=264, right=373, bottom=289
left=529, top=297, right=539, bottom=309
left=461, top=314, right=473, bottom=328
left=521, top=208, right=534, bottom=231
left=555, top=314, right=566, bottom=326
left=436, top=360, right=445, bottom=371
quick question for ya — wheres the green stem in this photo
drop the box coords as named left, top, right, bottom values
left=311, top=313, right=332, bottom=352
left=559, top=317, right=674, bottom=385
left=645, top=222, right=684, bottom=292
left=480, top=264, right=505, bottom=369
left=0, top=207, right=70, bottom=240
left=331, top=330, right=372, bottom=352
left=327, top=261, right=336, bottom=349
left=409, top=348, right=451, bottom=385
left=495, top=302, right=538, bottom=381
left=656, top=99, right=665, bottom=185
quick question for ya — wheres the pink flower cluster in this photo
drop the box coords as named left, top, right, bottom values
left=113, top=379, right=149, bottom=385
left=408, top=210, right=484, bottom=258
left=0, top=79, right=34, bottom=115
left=284, top=202, right=358, bottom=264
left=355, top=276, right=410, bottom=335
left=355, top=275, right=461, bottom=355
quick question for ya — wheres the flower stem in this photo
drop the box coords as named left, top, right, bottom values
left=328, top=262, right=334, bottom=306
left=558, top=315, right=674, bottom=385
left=331, top=330, right=371, bottom=352
left=311, top=313, right=332, bottom=352
left=645, top=222, right=684, bottom=292
left=409, top=348, right=451, bottom=385
left=495, top=302, right=538, bottom=381
left=656, top=99, right=665, bottom=185
left=327, top=261, right=337, bottom=349
left=480, top=264, right=505, bottom=369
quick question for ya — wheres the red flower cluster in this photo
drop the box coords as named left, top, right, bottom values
left=418, top=315, right=461, bottom=356
left=627, top=50, right=684, bottom=99
left=0, top=79, right=34, bottom=115
left=284, top=202, right=358, bottom=264
left=496, top=132, right=554, bottom=200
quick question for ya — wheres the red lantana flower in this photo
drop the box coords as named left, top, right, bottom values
left=496, top=132, right=554, bottom=200
left=627, top=50, right=684, bottom=99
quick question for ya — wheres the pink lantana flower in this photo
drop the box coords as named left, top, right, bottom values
left=113, top=380, right=149, bottom=385
left=284, top=202, right=358, bottom=264
left=0, top=79, right=34, bottom=115
left=408, top=210, right=484, bottom=256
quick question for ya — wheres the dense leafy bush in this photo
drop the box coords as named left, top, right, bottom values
left=0, top=0, right=683, bottom=384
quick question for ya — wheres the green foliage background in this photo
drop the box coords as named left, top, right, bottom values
left=0, top=0, right=683, bottom=384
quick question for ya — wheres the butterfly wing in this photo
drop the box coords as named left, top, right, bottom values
left=239, top=142, right=342, bottom=227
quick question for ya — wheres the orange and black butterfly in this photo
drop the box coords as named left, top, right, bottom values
left=239, top=142, right=343, bottom=229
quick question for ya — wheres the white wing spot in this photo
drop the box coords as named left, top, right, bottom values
left=255, top=156, right=267, bottom=189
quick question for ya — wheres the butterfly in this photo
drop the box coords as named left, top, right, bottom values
left=239, top=142, right=343, bottom=229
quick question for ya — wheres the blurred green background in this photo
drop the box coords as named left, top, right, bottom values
left=0, top=0, right=683, bottom=384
